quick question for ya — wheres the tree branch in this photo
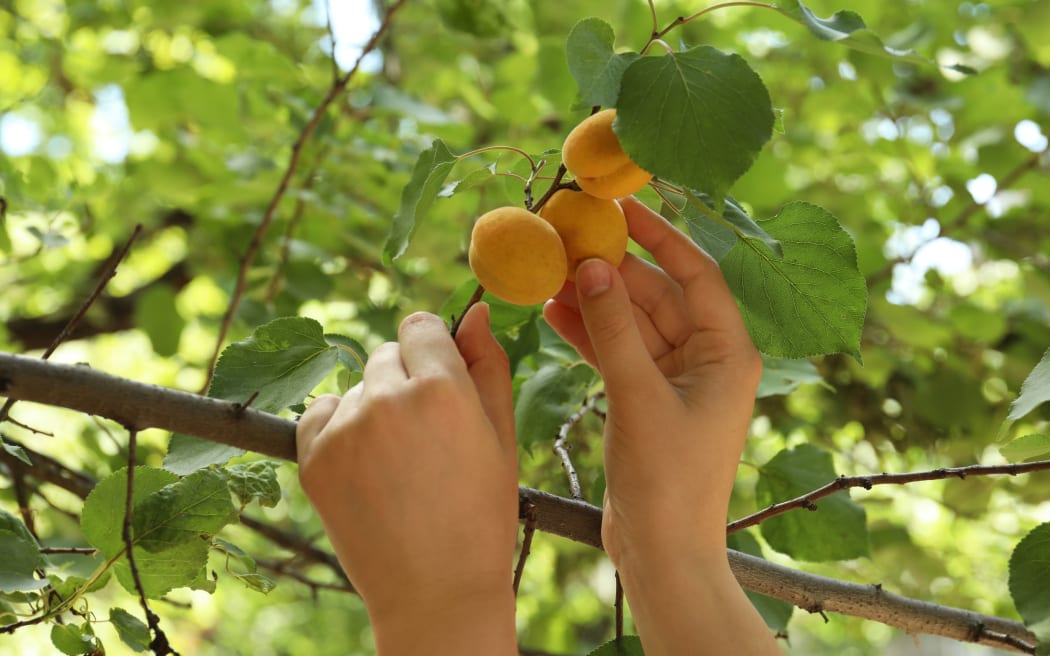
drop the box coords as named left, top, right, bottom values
left=727, top=464, right=1050, bottom=534
left=0, top=352, right=1038, bottom=652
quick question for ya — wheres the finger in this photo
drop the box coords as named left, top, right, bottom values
left=619, top=253, right=693, bottom=346
left=454, top=302, right=516, bottom=451
left=620, top=197, right=747, bottom=337
left=574, top=258, right=668, bottom=405
left=546, top=291, right=672, bottom=367
left=362, top=341, right=408, bottom=396
left=295, top=393, right=341, bottom=455
left=397, top=311, right=471, bottom=381
left=543, top=299, right=599, bottom=368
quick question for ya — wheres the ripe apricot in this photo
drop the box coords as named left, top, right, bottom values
left=468, top=206, right=568, bottom=306
left=561, top=108, right=652, bottom=200
left=539, top=189, right=627, bottom=281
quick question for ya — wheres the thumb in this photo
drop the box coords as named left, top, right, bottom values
left=575, top=259, right=665, bottom=403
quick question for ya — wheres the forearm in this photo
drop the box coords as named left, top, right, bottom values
left=617, top=550, right=781, bottom=656
left=370, top=588, right=519, bottom=656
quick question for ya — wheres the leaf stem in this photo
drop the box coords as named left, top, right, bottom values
left=653, top=1, right=777, bottom=40
left=457, top=145, right=537, bottom=171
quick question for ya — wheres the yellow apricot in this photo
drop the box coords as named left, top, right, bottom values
left=539, top=189, right=627, bottom=281
left=468, top=206, right=568, bottom=306
left=561, top=109, right=652, bottom=200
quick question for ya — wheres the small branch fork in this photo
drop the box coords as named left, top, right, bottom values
left=0, top=353, right=1043, bottom=652
left=200, top=0, right=409, bottom=394
left=553, top=393, right=605, bottom=500
left=727, top=460, right=1050, bottom=534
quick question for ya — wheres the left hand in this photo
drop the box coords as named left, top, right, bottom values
left=295, top=304, right=519, bottom=637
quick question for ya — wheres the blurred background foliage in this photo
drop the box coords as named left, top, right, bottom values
left=1, top=0, right=1048, bottom=654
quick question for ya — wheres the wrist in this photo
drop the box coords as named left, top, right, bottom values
left=369, top=585, right=518, bottom=656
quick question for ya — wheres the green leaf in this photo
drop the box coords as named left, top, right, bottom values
left=616, top=46, right=774, bottom=200
left=324, top=333, right=368, bottom=375
left=213, top=538, right=276, bottom=594
left=514, top=363, right=598, bottom=451
left=226, top=460, right=282, bottom=510
left=727, top=530, right=794, bottom=631
left=1008, top=348, right=1050, bottom=420
left=436, top=0, right=521, bottom=37
left=722, top=202, right=867, bottom=360
left=1010, top=522, right=1050, bottom=652
left=682, top=191, right=782, bottom=260
left=81, top=467, right=179, bottom=559
left=2, top=438, right=33, bottom=466
left=133, top=469, right=238, bottom=552
left=114, top=539, right=210, bottom=599
left=134, top=285, right=186, bottom=357
left=80, top=467, right=214, bottom=597
left=50, top=623, right=99, bottom=655
left=208, top=316, right=340, bottom=413
left=438, top=163, right=496, bottom=198
left=163, top=435, right=245, bottom=477
left=757, top=444, right=868, bottom=561
left=110, top=607, right=151, bottom=652
left=565, top=18, right=639, bottom=108
left=776, top=0, right=930, bottom=67
left=165, top=316, right=341, bottom=474
left=1001, top=434, right=1050, bottom=463
left=756, top=356, right=826, bottom=398
left=384, top=138, right=457, bottom=264
left=586, top=636, right=644, bottom=656
left=0, top=529, right=48, bottom=593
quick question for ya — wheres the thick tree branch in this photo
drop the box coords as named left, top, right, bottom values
left=0, top=352, right=1038, bottom=652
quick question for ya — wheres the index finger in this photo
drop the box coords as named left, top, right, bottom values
left=620, top=197, right=747, bottom=336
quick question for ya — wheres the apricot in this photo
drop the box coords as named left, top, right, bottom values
left=468, top=206, right=568, bottom=306
left=561, top=108, right=652, bottom=200
left=539, top=189, right=628, bottom=281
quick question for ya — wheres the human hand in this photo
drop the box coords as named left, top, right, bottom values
left=296, top=304, right=519, bottom=654
left=543, top=197, right=762, bottom=567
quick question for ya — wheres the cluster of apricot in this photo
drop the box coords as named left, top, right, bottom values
left=468, top=109, right=652, bottom=305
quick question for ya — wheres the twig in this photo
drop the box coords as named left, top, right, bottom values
left=122, top=428, right=176, bottom=655
left=614, top=571, right=624, bottom=639
left=0, top=223, right=143, bottom=425
left=254, top=557, right=355, bottom=593
left=553, top=394, right=604, bottom=500
left=199, top=0, right=409, bottom=394
left=322, top=0, right=339, bottom=84
left=522, top=159, right=548, bottom=210
left=512, top=503, right=538, bottom=596
left=239, top=515, right=352, bottom=587
left=448, top=283, right=486, bottom=337
left=265, top=151, right=328, bottom=304
left=39, top=547, right=97, bottom=555
left=528, top=164, right=575, bottom=213
left=727, top=461, right=1050, bottom=534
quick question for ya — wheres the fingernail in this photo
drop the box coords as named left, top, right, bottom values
left=576, top=259, right=611, bottom=298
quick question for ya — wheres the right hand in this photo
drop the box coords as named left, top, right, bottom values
left=543, top=197, right=763, bottom=566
